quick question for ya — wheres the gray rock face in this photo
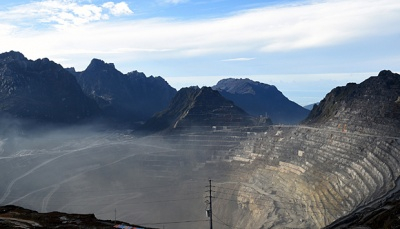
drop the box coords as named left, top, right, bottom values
left=213, top=78, right=310, bottom=124
left=305, top=70, right=400, bottom=132
left=0, top=51, right=100, bottom=123
left=74, top=59, right=177, bottom=125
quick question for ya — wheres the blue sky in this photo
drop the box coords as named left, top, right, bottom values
left=0, top=0, right=399, bottom=105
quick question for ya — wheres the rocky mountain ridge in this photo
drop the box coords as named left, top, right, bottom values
left=141, top=86, right=268, bottom=133
left=72, top=58, right=177, bottom=125
left=305, top=70, right=400, bottom=135
left=213, top=78, right=310, bottom=124
left=0, top=51, right=100, bottom=123
left=0, top=51, right=177, bottom=126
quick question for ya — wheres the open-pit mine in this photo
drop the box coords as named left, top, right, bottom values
left=1, top=70, right=400, bottom=229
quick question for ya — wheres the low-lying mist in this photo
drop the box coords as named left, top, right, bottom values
left=0, top=117, right=226, bottom=229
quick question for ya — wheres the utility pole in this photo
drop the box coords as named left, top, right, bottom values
left=208, top=179, right=213, bottom=229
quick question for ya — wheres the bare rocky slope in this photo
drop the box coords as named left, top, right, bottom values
left=210, top=70, right=400, bottom=228
left=141, top=86, right=269, bottom=133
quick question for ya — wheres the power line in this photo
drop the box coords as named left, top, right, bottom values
left=139, top=219, right=208, bottom=226
left=205, top=179, right=213, bottom=229
left=2, top=182, right=206, bottom=199
left=212, top=213, right=243, bottom=229
left=45, top=196, right=204, bottom=207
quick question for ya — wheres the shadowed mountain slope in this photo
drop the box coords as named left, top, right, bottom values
left=141, top=86, right=265, bottom=133
left=212, top=78, right=310, bottom=124
left=0, top=51, right=100, bottom=123
left=73, top=59, right=177, bottom=125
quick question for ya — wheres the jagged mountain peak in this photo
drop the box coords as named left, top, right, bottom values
left=65, top=67, right=77, bottom=74
left=170, top=86, right=226, bottom=110
left=0, top=51, right=27, bottom=62
left=140, top=86, right=260, bottom=133
left=0, top=52, right=100, bottom=123
left=304, top=70, right=400, bottom=133
left=126, top=71, right=174, bottom=88
left=75, top=59, right=177, bottom=125
left=84, top=58, right=119, bottom=74
left=126, top=70, right=147, bottom=79
left=378, top=69, right=394, bottom=77
left=0, top=51, right=58, bottom=70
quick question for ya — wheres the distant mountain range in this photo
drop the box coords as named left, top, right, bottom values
left=0, top=51, right=177, bottom=126
left=0, top=51, right=315, bottom=128
left=70, top=58, right=176, bottom=125
left=213, top=78, right=310, bottom=124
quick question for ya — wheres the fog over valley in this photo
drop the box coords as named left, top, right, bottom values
left=0, top=122, right=222, bottom=228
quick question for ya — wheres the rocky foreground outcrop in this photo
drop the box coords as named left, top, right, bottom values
left=0, top=205, right=154, bottom=228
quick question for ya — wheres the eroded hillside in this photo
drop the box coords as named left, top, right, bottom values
left=209, top=70, right=400, bottom=228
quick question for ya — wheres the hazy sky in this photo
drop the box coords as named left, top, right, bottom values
left=1, top=0, right=399, bottom=105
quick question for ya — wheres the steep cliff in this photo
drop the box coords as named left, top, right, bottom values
left=0, top=51, right=99, bottom=123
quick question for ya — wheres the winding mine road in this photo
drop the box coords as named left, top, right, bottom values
left=272, top=125, right=400, bottom=140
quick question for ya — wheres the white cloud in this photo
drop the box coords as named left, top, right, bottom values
left=102, top=2, right=133, bottom=16
left=0, top=0, right=132, bottom=28
left=0, top=0, right=399, bottom=71
left=163, top=0, right=188, bottom=4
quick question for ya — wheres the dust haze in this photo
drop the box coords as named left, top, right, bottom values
left=0, top=117, right=233, bottom=228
